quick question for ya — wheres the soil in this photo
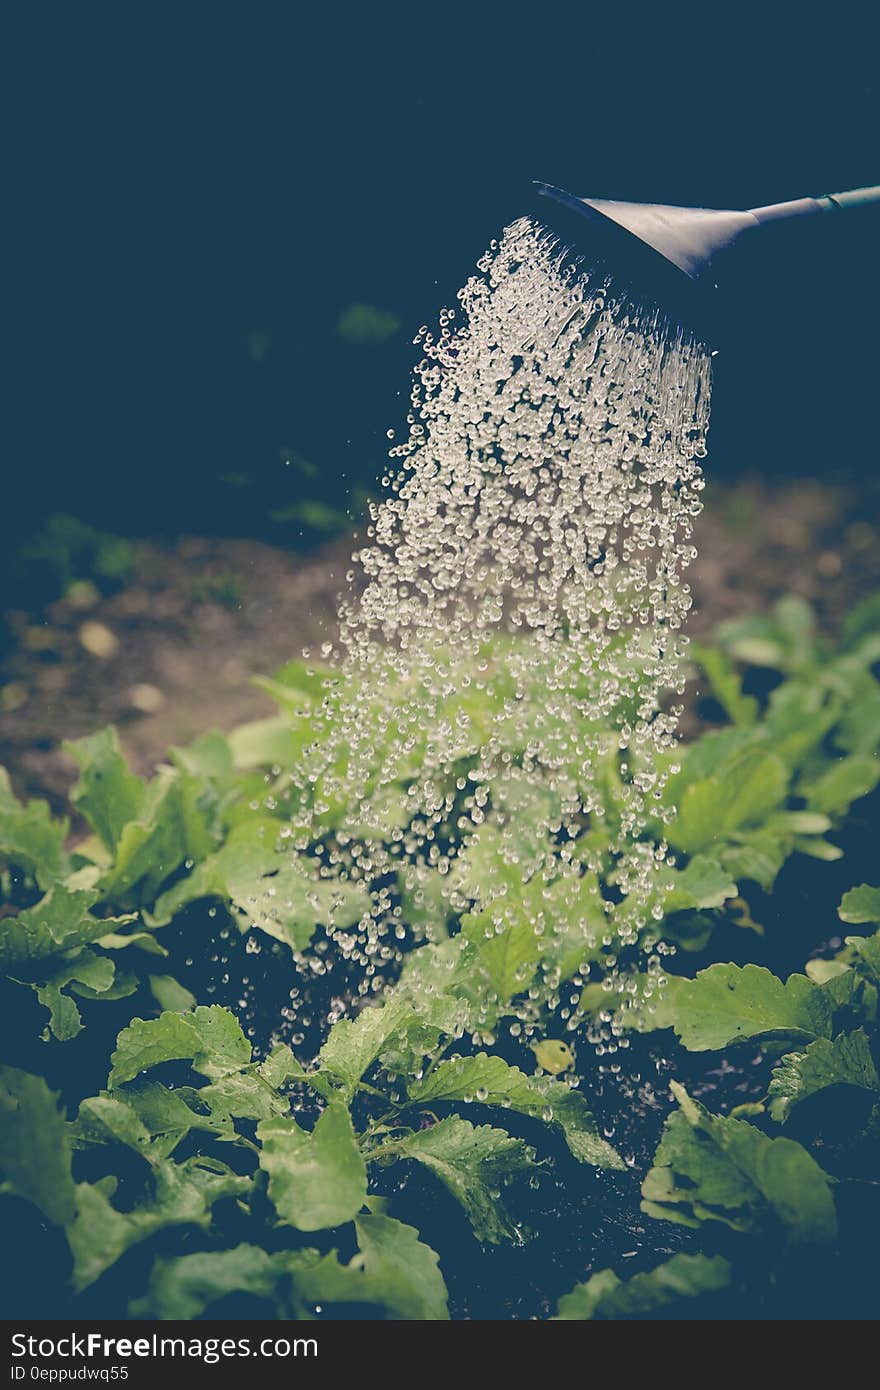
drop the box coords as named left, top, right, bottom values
left=0, top=536, right=350, bottom=810
left=3, top=476, right=879, bottom=812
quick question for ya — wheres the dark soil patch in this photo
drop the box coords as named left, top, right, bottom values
left=0, top=536, right=350, bottom=810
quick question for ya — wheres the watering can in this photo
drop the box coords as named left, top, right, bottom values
left=534, top=180, right=880, bottom=342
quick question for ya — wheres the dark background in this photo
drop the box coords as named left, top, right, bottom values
left=4, top=5, right=879, bottom=552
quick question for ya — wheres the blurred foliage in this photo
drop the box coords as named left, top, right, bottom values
left=268, top=500, right=350, bottom=533
left=190, top=572, right=245, bottom=610
left=6, top=515, right=135, bottom=610
left=336, top=303, right=401, bottom=346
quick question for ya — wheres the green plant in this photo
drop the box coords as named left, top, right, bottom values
left=1, top=591, right=879, bottom=1319
left=336, top=304, right=401, bottom=346
left=553, top=883, right=880, bottom=1320
left=12, top=514, right=135, bottom=605
left=191, top=572, right=245, bottom=610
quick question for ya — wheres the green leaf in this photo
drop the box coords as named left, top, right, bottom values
left=391, top=936, right=477, bottom=1045
left=391, top=1116, right=534, bottom=1243
left=848, top=933, right=880, bottom=987
left=149, top=839, right=368, bottom=952
left=67, top=1158, right=248, bottom=1290
left=0, top=767, right=68, bottom=888
left=820, top=961, right=879, bottom=1023
left=668, top=748, right=789, bottom=856
left=291, top=1213, right=449, bottom=1320
left=0, top=1067, right=76, bottom=1225
left=258, top=1100, right=367, bottom=1232
left=408, top=1052, right=624, bottom=1168
left=805, top=957, right=851, bottom=985
left=227, top=716, right=304, bottom=772
left=318, top=995, right=413, bottom=1100
left=252, top=658, right=329, bottom=712
left=720, top=832, right=788, bottom=891
left=793, top=835, right=843, bottom=862
left=652, top=963, right=834, bottom=1051
left=662, top=911, right=715, bottom=954
left=0, top=888, right=105, bottom=969
left=109, top=1013, right=204, bottom=1085
left=200, top=1072, right=289, bottom=1122
left=768, top=1029, right=880, bottom=1122
left=770, top=810, right=833, bottom=836
left=168, top=730, right=235, bottom=792
left=774, top=595, right=819, bottom=665
left=715, top=598, right=817, bottom=674
left=668, top=726, right=755, bottom=783
left=98, top=770, right=211, bottom=900
left=837, top=685, right=880, bottom=756
left=271, top=500, right=350, bottom=532
left=337, top=302, right=401, bottom=345
left=181, top=1006, right=253, bottom=1075
left=531, top=1039, right=575, bottom=1075
left=488, top=772, right=565, bottom=875
left=69, top=966, right=136, bottom=1003
left=555, top=1252, right=731, bottom=1320
left=108, top=1006, right=251, bottom=1086
left=34, top=950, right=117, bottom=1040
left=659, top=855, right=738, bottom=914
left=691, top=643, right=758, bottom=725
left=65, top=728, right=145, bottom=853
left=455, top=818, right=549, bottom=897
left=763, top=679, right=842, bottom=768
left=258, top=1042, right=309, bottom=1088
left=147, top=974, right=196, bottom=1013
left=526, top=870, right=610, bottom=984
left=131, top=1244, right=283, bottom=1319
left=97, top=929, right=166, bottom=956
left=839, top=884, right=880, bottom=925
left=840, top=589, right=880, bottom=648
left=641, top=1083, right=837, bottom=1245
left=459, top=857, right=549, bottom=1004
left=347, top=1212, right=448, bottom=1319
left=804, top=757, right=880, bottom=816
left=122, top=1082, right=234, bottom=1156
left=73, top=1094, right=156, bottom=1161
left=146, top=844, right=251, bottom=927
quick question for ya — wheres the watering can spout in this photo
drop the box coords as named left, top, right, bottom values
left=533, top=180, right=880, bottom=336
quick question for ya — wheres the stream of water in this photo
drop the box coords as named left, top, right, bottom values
left=256, top=217, right=712, bottom=1054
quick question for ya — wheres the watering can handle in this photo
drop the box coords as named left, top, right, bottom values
left=750, top=185, right=880, bottom=223
left=821, top=185, right=880, bottom=210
